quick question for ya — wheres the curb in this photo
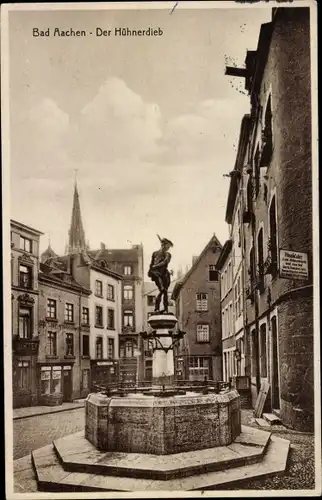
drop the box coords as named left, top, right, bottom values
left=13, top=403, right=85, bottom=421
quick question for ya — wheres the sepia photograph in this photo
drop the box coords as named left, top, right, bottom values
left=1, top=1, right=320, bottom=497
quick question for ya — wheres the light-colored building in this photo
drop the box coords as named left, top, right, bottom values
left=11, top=219, right=43, bottom=408
left=38, top=261, right=91, bottom=404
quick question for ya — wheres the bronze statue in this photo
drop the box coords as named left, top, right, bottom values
left=148, top=235, right=173, bottom=313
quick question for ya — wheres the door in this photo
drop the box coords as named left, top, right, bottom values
left=63, top=369, right=73, bottom=402
left=271, top=316, right=280, bottom=409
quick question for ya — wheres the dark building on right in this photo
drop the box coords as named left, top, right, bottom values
left=224, top=7, right=313, bottom=431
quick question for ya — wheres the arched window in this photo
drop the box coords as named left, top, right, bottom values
left=269, top=195, right=278, bottom=277
left=257, top=228, right=264, bottom=292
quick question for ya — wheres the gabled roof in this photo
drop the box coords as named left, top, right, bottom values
left=39, top=262, right=91, bottom=295
left=88, top=246, right=142, bottom=264
left=216, top=239, right=233, bottom=271
left=171, top=233, right=222, bottom=300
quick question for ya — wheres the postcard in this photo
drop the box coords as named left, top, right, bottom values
left=1, top=1, right=320, bottom=498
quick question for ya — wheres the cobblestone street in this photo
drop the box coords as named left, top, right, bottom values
left=13, top=407, right=84, bottom=460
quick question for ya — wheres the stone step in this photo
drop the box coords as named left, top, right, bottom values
left=255, top=417, right=271, bottom=429
left=31, top=432, right=290, bottom=492
left=263, top=412, right=282, bottom=425
left=51, top=425, right=270, bottom=481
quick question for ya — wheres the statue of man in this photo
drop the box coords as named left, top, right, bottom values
left=148, top=235, right=173, bottom=313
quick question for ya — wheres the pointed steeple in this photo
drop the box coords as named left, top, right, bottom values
left=67, top=180, right=86, bottom=254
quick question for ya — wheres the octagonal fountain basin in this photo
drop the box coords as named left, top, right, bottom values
left=85, top=389, right=241, bottom=455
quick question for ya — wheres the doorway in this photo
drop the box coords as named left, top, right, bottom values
left=63, top=368, right=73, bottom=402
left=271, top=316, right=280, bottom=409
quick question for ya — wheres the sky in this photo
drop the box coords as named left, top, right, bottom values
left=8, top=4, right=271, bottom=278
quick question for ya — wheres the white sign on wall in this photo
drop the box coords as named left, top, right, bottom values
left=279, top=249, right=309, bottom=280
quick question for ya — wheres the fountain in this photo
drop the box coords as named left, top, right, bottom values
left=31, top=237, right=290, bottom=492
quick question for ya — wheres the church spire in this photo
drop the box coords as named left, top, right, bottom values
left=67, top=180, right=86, bottom=254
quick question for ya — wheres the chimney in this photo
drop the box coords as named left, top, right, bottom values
left=100, top=242, right=106, bottom=250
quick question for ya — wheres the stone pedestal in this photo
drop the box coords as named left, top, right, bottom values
left=148, top=313, right=178, bottom=386
left=85, top=389, right=241, bottom=454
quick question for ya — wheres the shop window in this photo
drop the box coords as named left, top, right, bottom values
left=47, top=331, right=57, bottom=356
left=20, top=236, right=32, bottom=253
left=196, top=293, right=208, bottom=311
left=19, top=307, right=32, bottom=339
left=66, top=333, right=74, bottom=356
left=17, top=361, right=30, bottom=389
left=124, top=284, right=133, bottom=300
left=95, top=305, right=103, bottom=327
left=188, top=357, right=210, bottom=381
left=82, top=335, right=90, bottom=356
left=47, top=299, right=57, bottom=319
left=260, top=324, right=267, bottom=377
left=19, top=264, right=32, bottom=289
left=108, top=338, right=115, bottom=359
left=40, top=367, right=62, bottom=395
left=65, top=303, right=74, bottom=322
left=82, top=307, right=89, bottom=325
left=196, top=324, right=210, bottom=343
left=209, top=265, right=219, bottom=282
left=96, top=337, right=103, bottom=359
left=107, top=308, right=115, bottom=329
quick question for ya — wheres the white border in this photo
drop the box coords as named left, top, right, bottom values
left=1, top=1, right=320, bottom=499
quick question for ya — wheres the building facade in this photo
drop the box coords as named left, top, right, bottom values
left=11, top=220, right=43, bottom=408
left=88, top=245, right=145, bottom=385
left=38, top=262, right=92, bottom=405
left=172, top=235, right=223, bottom=381
left=225, top=7, right=313, bottom=430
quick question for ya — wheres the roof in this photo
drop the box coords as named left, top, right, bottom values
left=45, top=253, right=123, bottom=281
left=88, top=246, right=142, bottom=264
left=39, top=262, right=91, bottom=295
left=11, top=219, right=44, bottom=236
left=225, top=114, right=252, bottom=224
left=216, top=239, right=233, bottom=271
left=67, top=181, right=87, bottom=254
left=171, top=233, right=222, bottom=300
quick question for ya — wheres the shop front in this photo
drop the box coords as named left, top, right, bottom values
left=90, top=359, right=119, bottom=390
left=38, top=363, right=74, bottom=406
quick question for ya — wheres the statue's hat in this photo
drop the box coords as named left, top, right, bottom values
left=157, top=234, right=173, bottom=247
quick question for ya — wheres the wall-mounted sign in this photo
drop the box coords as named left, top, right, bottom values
left=279, top=249, right=309, bottom=280
left=97, top=361, right=113, bottom=366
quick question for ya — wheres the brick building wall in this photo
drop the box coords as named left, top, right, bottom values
left=173, top=236, right=222, bottom=381
left=241, top=8, right=313, bottom=430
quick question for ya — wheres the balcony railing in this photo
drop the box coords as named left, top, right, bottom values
left=13, top=336, right=39, bottom=355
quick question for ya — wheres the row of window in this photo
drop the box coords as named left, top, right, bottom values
left=47, top=299, right=81, bottom=323
left=47, top=331, right=78, bottom=357
left=221, top=261, right=233, bottom=298
left=222, top=303, right=234, bottom=339
left=95, top=281, right=115, bottom=300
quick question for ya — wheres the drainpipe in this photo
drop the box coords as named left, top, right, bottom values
left=79, top=288, right=82, bottom=398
